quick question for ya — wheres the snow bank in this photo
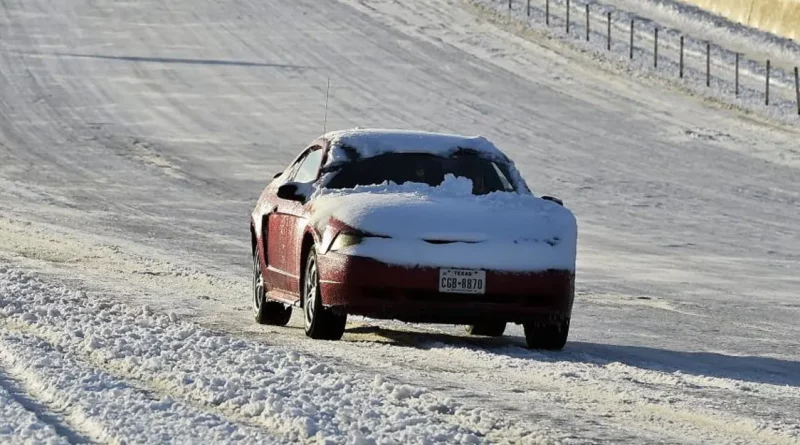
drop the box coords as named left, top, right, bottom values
left=0, top=332, right=277, bottom=444
left=0, top=267, right=547, bottom=443
left=312, top=175, right=578, bottom=271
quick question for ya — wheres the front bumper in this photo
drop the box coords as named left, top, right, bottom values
left=317, top=252, right=575, bottom=324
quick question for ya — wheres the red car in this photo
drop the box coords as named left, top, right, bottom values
left=250, top=129, right=577, bottom=350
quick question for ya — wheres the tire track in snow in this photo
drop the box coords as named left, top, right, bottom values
left=0, top=267, right=558, bottom=443
left=0, top=320, right=309, bottom=444
left=423, top=344, right=800, bottom=444
left=0, top=353, right=79, bottom=445
left=291, top=321, right=800, bottom=444
left=0, top=335, right=105, bottom=444
left=0, top=328, right=284, bottom=445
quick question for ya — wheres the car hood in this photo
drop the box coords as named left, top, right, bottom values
left=309, top=189, right=576, bottom=246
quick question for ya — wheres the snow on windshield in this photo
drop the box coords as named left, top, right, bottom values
left=323, top=151, right=515, bottom=195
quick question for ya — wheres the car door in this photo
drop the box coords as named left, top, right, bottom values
left=266, top=145, right=323, bottom=296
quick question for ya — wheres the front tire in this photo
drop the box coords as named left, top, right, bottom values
left=253, top=248, right=292, bottom=326
left=523, top=319, right=570, bottom=350
left=465, top=322, right=506, bottom=337
left=303, top=249, right=346, bottom=340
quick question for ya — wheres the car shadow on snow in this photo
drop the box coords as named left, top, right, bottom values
left=345, top=324, right=515, bottom=349
left=526, top=341, right=800, bottom=388
left=345, top=325, right=800, bottom=388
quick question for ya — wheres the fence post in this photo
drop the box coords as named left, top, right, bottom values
left=527, top=0, right=530, bottom=17
left=654, top=28, right=658, bottom=68
left=629, top=19, right=634, bottom=59
left=795, top=67, right=799, bottom=115
left=706, top=42, right=710, bottom=87
left=566, top=0, right=570, bottom=34
left=680, top=36, right=684, bottom=78
left=607, top=12, right=611, bottom=50
left=766, top=60, right=770, bottom=106
left=735, top=53, right=739, bottom=97
left=546, top=0, right=550, bottom=25
left=586, top=5, right=590, bottom=41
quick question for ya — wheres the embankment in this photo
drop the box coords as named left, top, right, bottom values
left=679, top=0, right=799, bottom=40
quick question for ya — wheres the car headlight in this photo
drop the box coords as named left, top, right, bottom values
left=329, top=232, right=364, bottom=251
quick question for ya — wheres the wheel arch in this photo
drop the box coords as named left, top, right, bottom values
left=299, top=230, right=318, bottom=306
left=259, top=214, right=270, bottom=257
left=251, top=214, right=271, bottom=270
left=250, top=223, right=257, bottom=256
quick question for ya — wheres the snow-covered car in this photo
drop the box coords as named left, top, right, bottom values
left=249, top=129, right=578, bottom=349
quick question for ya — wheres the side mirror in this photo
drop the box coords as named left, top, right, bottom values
left=541, top=195, right=564, bottom=206
left=277, top=183, right=306, bottom=202
left=273, top=172, right=282, bottom=179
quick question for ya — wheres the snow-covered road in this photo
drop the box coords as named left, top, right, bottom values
left=1, top=0, right=799, bottom=442
left=2, top=267, right=532, bottom=443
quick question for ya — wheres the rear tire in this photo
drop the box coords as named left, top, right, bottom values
left=303, top=249, right=346, bottom=340
left=465, top=322, right=506, bottom=337
left=253, top=248, right=292, bottom=326
left=523, top=319, right=570, bottom=350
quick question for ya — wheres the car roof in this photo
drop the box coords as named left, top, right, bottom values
left=319, top=128, right=508, bottom=168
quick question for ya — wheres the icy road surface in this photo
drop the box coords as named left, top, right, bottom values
left=0, top=0, right=799, bottom=442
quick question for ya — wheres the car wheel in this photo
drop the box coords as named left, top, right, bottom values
left=253, top=247, right=292, bottom=326
left=523, top=319, right=570, bottom=350
left=303, top=249, right=346, bottom=340
left=465, top=322, right=506, bottom=337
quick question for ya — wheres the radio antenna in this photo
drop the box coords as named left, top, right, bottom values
left=323, top=78, right=331, bottom=134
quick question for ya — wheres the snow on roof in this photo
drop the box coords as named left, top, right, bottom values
left=322, top=128, right=510, bottom=167
left=320, top=128, right=530, bottom=192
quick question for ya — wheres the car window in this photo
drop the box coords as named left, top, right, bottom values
left=292, top=148, right=323, bottom=183
left=492, top=162, right=513, bottom=191
left=325, top=152, right=515, bottom=195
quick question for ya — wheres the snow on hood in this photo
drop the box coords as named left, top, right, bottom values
left=312, top=176, right=570, bottom=242
left=310, top=176, right=578, bottom=271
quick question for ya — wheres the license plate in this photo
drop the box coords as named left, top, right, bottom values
left=438, top=269, right=486, bottom=294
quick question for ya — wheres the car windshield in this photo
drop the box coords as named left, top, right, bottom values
left=324, top=151, right=515, bottom=195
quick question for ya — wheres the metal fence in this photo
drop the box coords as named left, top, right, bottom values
left=502, top=0, right=800, bottom=116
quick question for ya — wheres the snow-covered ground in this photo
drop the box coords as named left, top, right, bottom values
left=475, top=0, right=800, bottom=121
left=1, top=0, right=799, bottom=442
left=1, top=267, right=538, bottom=443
